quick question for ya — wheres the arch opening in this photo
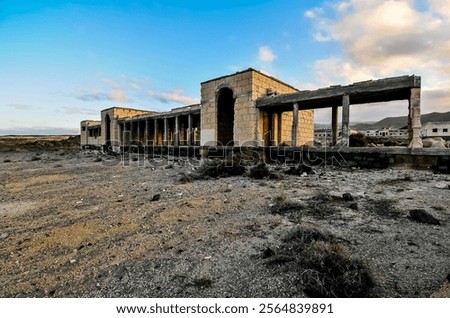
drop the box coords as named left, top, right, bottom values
left=105, top=114, right=111, bottom=146
left=217, top=88, right=235, bottom=146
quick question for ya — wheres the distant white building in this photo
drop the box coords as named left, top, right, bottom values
left=361, top=128, right=408, bottom=138
left=421, top=122, right=450, bottom=139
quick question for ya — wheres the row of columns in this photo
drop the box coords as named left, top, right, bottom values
left=289, top=88, right=421, bottom=148
left=123, top=113, right=198, bottom=146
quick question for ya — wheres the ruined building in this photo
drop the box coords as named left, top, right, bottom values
left=80, top=69, right=314, bottom=151
left=81, top=68, right=424, bottom=151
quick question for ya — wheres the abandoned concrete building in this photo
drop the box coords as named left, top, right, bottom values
left=81, top=68, right=425, bottom=152
left=81, top=69, right=315, bottom=151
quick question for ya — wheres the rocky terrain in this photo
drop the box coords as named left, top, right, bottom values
left=0, top=138, right=449, bottom=298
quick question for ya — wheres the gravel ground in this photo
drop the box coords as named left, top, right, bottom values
left=0, top=149, right=449, bottom=298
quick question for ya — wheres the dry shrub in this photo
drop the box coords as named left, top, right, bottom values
left=349, top=133, right=368, bottom=147
left=282, top=226, right=332, bottom=247
left=284, top=163, right=314, bottom=176
left=378, top=174, right=413, bottom=185
left=249, top=162, right=270, bottom=179
left=300, top=242, right=374, bottom=297
left=178, top=171, right=194, bottom=183
left=269, top=226, right=374, bottom=298
left=270, top=194, right=304, bottom=214
left=368, top=198, right=402, bottom=218
left=195, top=157, right=246, bottom=179
left=305, top=192, right=338, bottom=218
left=193, top=277, right=212, bottom=288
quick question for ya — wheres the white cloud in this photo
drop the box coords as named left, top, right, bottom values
left=149, top=89, right=198, bottom=105
left=75, top=88, right=129, bottom=102
left=7, top=103, right=33, bottom=110
left=108, top=88, right=128, bottom=102
left=258, top=46, right=276, bottom=63
left=62, top=106, right=98, bottom=115
left=305, top=0, right=450, bottom=113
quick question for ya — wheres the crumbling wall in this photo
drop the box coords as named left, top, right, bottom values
left=200, top=69, right=314, bottom=146
left=200, top=71, right=254, bottom=146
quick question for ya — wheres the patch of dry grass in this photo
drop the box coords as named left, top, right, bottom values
left=267, top=226, right=374, bottom=298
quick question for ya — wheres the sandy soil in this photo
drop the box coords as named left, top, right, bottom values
left=0, top=146, right=449, bottom=298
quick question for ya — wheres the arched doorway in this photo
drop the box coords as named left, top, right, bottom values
left=105, top=114, right=111, bottom=146
left=217, top=87, right=235, bottom=146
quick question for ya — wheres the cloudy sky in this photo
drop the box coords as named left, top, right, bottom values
left=1, top=0, right=449, bottom=134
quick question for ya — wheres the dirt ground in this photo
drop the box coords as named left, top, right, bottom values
left=0, top=140, right=449, bottom=298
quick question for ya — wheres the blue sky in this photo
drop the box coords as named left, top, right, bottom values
left=1, top=0, right=449, bottom=134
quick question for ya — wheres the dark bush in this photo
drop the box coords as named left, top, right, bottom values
left=272, top=226, right=374, bottom=298
left=368, top=199, right=402, bottom=218
left=195, top=157, right=246, bottom=179
left=269, top=195, right=304, bottom=214
left=349, top=133, right=368, bottom=147
left=249, top=162, right=270, bottom=179
left=300, top=242, right=374, bottom=297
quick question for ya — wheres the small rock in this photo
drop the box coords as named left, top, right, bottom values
left=0, top=233, right=9, bottom=240
left=434, top=182, right=450, bottom=190
left=70, top=259, right=77, bottom=264
left=262, top=247, right=275, bottom=259
left=409, top=209, right=441, bottom=225
left=343, top=193, right=354, bottom=201
left=151, top=194, right=161, bottom=202
left=423, top=137, right=446, bottom=149
left=349, top=202, right=358, bottom=210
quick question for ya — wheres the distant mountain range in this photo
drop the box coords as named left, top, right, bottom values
left=351, top=111, right=450, bottom=130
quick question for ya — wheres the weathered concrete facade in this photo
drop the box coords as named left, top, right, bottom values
left=80, top=120, right=102, bottom=147
left=80, top=68, right=315, bottom=150
left=81, top=69, right=424, bottom=152
left=200, top=69, right=314, bottom=146
left=257, top=74, right=423, bottom=148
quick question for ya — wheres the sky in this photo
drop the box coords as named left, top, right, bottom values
left=1, top=0, right=449, bottom=134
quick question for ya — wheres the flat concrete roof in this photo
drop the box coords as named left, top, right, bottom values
left=256, top=75, right=421, bottom=112
left=201, top=67, right=299, bottom=92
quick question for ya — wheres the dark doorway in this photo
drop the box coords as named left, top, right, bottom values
left=105, top=114, right=111, bottom=146
left=217, top=88, right=235, bottom=146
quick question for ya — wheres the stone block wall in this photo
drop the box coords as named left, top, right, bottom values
left=101, top=108, right=151, bottom=146
left=200, top=71, right=254, bottom=146
left=80, top=120, right=101, bottom=147
left=200, top=69, right=315, bottom=146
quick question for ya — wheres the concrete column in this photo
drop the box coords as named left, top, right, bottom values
left=163, top=118, right=168, bottom=146
left=272, top=113, right=278, bottom=146
left=174, top=116, right=180, bottom=146
left=341, top=95, right=350, bottom=147
left=277, top=112, right=282, bottom=146
left=187, top=114, right=193, bottom=146
left=144, top=120, right=148, bottom=146
left=291, top=103, right=299, bottom=147
left=122, top=122, right=127, bottom=146
left=110, top=118, right=118, bottom=147
left=331, top=106, right=338, bottom=146
left=408, top=88, right=423, bottom=148
left=137, top=121, right=142, bottom=145
left=154, top=119, right=158, bottom=145
left=130, top=121, right=134, bottom=145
